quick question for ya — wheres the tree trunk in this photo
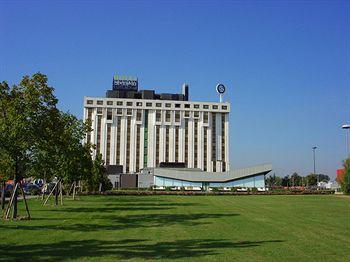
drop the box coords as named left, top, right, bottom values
left=72, top=181, right=76, bottom=200
left=1, top=181, right=5, bottom=210
left=54, top=181, right=59, bottom=206
left=60, top=181, right=63, bottom=205
left=12, top=163, right=19, bottom=219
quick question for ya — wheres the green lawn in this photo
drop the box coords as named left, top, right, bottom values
left=1, top=195, right=350, bottom=261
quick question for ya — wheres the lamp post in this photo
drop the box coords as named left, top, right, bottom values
left=312, top=146, right=318, bottom=186
left=342, top=124, right=350, bottom=158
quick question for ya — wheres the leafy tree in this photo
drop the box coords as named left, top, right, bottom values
left=340, top=158, right=350, bottom=194
left=266, top=174, right=282, bottom=188
left=86, top=154, right=112, bottom=193
left=281, top=175, right=290, bottom=187
left=290, top=172, right=302, bottom=187
left=318, top=174, right=330, bottom=183
left=306, top=173, right=318, bottom=186
left=0, top=74, right=58, bottom=218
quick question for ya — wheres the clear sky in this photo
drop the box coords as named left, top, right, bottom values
left=1, top=0, right=349, bottom=179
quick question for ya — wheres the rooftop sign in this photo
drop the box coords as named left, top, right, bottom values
left=113, top=75, right=138, bottom=91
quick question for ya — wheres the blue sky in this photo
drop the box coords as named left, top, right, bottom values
left=1, top=0, right=349, bottom=178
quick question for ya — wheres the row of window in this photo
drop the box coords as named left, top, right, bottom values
left=96, top=108, right=211, bottom=121
left=87, top=99, right=228, bottom=110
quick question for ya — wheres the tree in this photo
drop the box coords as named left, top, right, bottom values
left=339, top=158, right=350, bottom=194
left=306, top=173, right=318, bottom=187
left=86, top=153, right=112, bottom=193
left=281, top=175, right=290, bottom=187
left=266, top=174, right=282, bottom=188
left=290, top=172, right=302, bottom=187
left=0, top=149, right=13, bottom=209
left=318, top=174, right=330, bottom=183
left=38, top=112, right=93, bottom=204
left=0, top=74, right=58, bottom=218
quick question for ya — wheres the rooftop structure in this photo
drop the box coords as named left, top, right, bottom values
left=106, top=75, right=189, bottom=101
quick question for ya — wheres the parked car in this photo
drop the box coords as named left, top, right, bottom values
left=4, top=184, right=14, bottom=197
left=24, top=183, right=40, bottom=195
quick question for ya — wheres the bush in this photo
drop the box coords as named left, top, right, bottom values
left=230, top=187, right=237, bottom=192
left=251, top=187, right=258, bottom=194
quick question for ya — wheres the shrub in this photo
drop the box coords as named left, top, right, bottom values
left=230, top=187, right=237, bottom=192
left=251, top=187, right=258, bottom=194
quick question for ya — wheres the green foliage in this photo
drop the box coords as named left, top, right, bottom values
left=266, top=174, right=282, bottom=187
left=230, top=187, right=238, bottom=192
left=306, top=173, right=318, bottom=186
left=0, top=74, right=59, bottom=181
left=290, top=172, right=302, bottom=186
left=0, top=73, right=97, bottom=217
left=85, top=153, right=112, bottom=192
left=340, top=158, right=350, bottom=194
left=251, top=187, right=258, bottom=193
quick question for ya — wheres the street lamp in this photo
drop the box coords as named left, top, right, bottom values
left=312, top=146, right=318, bottom=186
left=341, top=124, right=350, bottom=157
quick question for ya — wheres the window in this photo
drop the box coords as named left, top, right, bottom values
left=127, top=102, right=133, bottom=106
left=156, top=103, right=162, bottom=107
left=97, top=100, right=103, bottom=105
left=146, top=102, right=152, bottom=107
left=184, top=111, right=190, bottom=118
left=222, top=105, right=228, bottom=110
left=107, top=109, right=112, bottom=120
left=117, top=108, right=123, bottom=115
left=127, top=109, right=132, bottom=116
left=203, top=105, right=209, bottom=109
left=194, top=111, right=199, bottom=118
left=107, top=101, right=113, bottom=105
left=175, top=104, right=181, bottom=108
left=136, top=102, right=142, bottom=106
left=136, top=110, right=142, bottom=121
left=165, top=103, right=171, bottom=108
left=203, top=112, right=208, bottom=123
left=175, top=111, right=180, bottom=122
left=212, top=105, right=218, bottom=109
left=184, top=104, right=190, bottom=108
left=194, top=104, right=199, bottom=109
left=87, top=100, right=93, bottom=104
left=117, top=101, right=123, bottom=106
left=97, top=108, right=103, bottom=114
left=165, top=111, right=171, bottom=122
left=156, top=111, right=162, bottom=122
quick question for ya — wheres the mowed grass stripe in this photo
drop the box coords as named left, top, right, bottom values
left=0, top=195, right=350, bottom=261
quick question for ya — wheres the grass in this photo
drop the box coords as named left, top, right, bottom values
left=1, top=195, right=350, bottom=261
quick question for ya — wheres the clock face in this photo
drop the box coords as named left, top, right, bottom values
left=216, top=84, right=226, bottom=94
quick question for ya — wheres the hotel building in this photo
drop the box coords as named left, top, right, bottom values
left=83, top=76, right=230, bottom=174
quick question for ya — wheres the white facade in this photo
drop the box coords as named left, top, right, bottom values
left=84, top=97, right=230, bottom=173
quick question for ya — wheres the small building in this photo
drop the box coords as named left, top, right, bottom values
left=139, top=163, right=272, bottom=190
